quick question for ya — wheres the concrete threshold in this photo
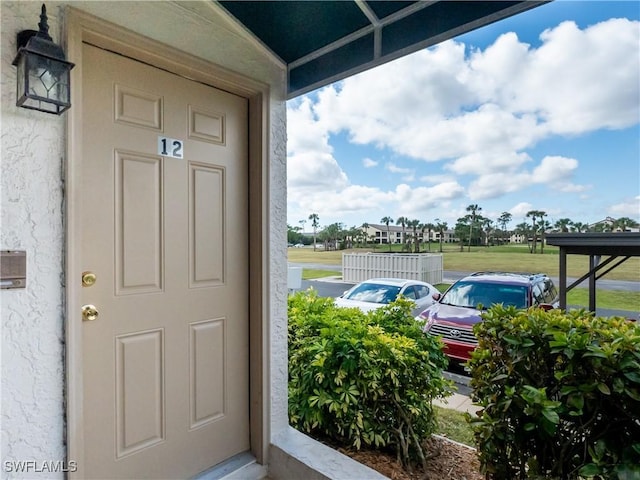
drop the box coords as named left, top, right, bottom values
left=192, top=452, right=268, bottom=480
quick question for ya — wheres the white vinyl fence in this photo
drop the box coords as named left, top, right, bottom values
left=287, top=266, right=302, bottom=290
left=342, top=253, right=443, bottom=285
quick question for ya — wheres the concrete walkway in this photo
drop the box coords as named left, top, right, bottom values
left=434, top=392, right=482, bottom=415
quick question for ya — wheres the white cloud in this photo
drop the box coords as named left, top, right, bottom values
left=309, top=17, right=638, bottom=159
left=609, top=196, right=640, bottom=218
left=466, top=155, right=583, bottom=200
left=468, top=172, right=532, bottom=200
left=555, top=183, right=590, bottom=194
left=467, top=32, right=530, bottom=102
left=362, top=158, right=378, bottom=168
left=287, top=97, right=329, bottom=156
left=531, top=156, right=577, bottom=184
left=447, top=150, right=531, bottom=176
left=385, top=163, right=415, bottom=181
left=310, top=17, right=639, bottom=161
left=287, top=96, right=349, bottom=194
left=420, top=174, right=457, bottom=184
left=468, top=19, right=640, bottom=134
left=392, top=182, right=466, bottom=219
left=286, top=16, right=639, bottom=227
left=509, top=202, right=534, bottom=220
left=521, top=19, right=640, bottom=133
left=287, top=151, right=349, bottom=192
left=385, top=163, right=412, bottom=174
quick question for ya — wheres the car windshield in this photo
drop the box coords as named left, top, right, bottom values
left=440, top=281, right=527, bottom=309
left=343, top=283, right=401, bottom=304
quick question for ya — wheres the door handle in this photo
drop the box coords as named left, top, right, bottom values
left=82, top=304, right=99, bottom=321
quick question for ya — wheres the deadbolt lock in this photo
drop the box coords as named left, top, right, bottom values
left=82, top=304, right=99, bottom=321
left=82, top=271, right=97, bottom=287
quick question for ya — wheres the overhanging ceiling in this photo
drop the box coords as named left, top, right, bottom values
left=217, top=0, right=549, bottom=99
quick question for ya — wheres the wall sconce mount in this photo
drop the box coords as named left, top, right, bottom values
left=12, top=4, right=75, bottom=115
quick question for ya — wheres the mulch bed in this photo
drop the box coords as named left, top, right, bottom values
left=336, top=435, right=484, bottom=480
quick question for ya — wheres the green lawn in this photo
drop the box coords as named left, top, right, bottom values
left=288, top=245, right=640, bottom=281
left=434, top=406, right=475, bottom=446
left=301, top=269, right=341, bottom=280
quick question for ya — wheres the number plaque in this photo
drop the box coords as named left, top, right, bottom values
left=158, top=136, right=184, bottom=159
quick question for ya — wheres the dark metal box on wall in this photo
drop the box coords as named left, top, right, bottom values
left=1, top=250, right=27, bottom=289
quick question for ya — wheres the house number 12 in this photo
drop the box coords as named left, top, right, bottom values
left=158, top=136, right=184, bottom=159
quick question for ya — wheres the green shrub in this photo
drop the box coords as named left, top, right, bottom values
left=288, top=289, right=452, bottom=469
left=467, top=305, right=640, bottom=479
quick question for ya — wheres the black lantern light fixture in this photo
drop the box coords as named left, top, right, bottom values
left=12, top=4, right=75, bottom=115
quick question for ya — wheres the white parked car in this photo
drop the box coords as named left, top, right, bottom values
left=335, top=278, right=438, bottom=317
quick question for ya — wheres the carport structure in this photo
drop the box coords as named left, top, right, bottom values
left=219, top=0, right=548, bottom=98
left=546, top=233, right=640, bottom=313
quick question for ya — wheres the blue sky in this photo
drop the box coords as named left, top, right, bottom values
left=286, top=1, right=640, bottom=232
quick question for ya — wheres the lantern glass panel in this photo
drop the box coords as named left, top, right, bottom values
left=16, top=51, right=72, bottom=114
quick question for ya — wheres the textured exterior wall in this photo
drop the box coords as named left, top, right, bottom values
left=1, top=2, right=68, bottom=477
left=268, top=97, right=290, bottom=435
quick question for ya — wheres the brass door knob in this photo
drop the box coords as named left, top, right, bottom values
left=82, top=304, right=99, bottom=321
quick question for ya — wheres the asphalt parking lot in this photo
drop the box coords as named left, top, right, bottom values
left=294, top=271, right=639, bottom=321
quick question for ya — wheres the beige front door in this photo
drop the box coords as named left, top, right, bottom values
left=80, top=43, right=249, bottom=478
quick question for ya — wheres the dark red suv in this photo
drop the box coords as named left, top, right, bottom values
left=417, top=272, right=559, bottom=362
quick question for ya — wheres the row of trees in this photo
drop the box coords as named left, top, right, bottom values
left=290, top=214, right=448, bottom=253
left=454, top=207, right=639, bottom=254
left=287, top=211, right=639, bottom=254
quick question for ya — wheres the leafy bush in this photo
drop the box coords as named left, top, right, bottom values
left=467, top=305, right=640, bottom=479
left=288, top=289, right=451, bottom=469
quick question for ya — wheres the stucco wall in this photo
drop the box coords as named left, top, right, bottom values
left=1, top=2, right=68, bottom=476
left=1, top=1, right=288, bottom=477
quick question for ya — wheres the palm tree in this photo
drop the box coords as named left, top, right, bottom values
left=498, top=212, right=512, bottom=243
left=526, top=210, right=546, bottom=253
left=418, top=223, right=426, bottom=252
left=407, top=219, right=421, bottom=252
left=434, top=219, right=448, bottom=252
left=539, top=219, right=552, bottom=254
left=571, top=221, right=587, bottom=233
left=466, top=204, right=482, bottom=252
left=380, top=216, right=393, bottom=251
left=323, top=222, right=343, bottom=250
left=423, top=222, right=435, bottom=252
left=395, top=216, right=408, bottom=251
left=613, top=217, right=639, bottom=232
left=344, top=225, right=358, bottom=249
left=481, top=217, right=494, bottom=246
left=554, top=218, right=572, bottom=233
left=360, top=222, right=370, bottom=247
left=455, top=216, right=472, bottom=252
left=309, top=213, right=320, bottom=251
left=537, top=211, right=547, bottom=251
left=319, top=224, right=331, bottom=250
